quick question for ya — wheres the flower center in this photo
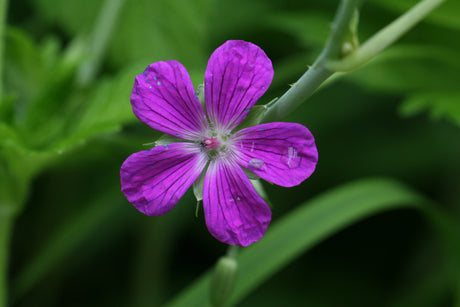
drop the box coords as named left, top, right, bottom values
left=202, top=137, right=220, bottom=150
left=200, top=134, right=235, bottom=160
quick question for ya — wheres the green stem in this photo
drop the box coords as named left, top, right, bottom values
left=226, top=245, right=239, bottom=258
left=0, top=0, right=9, bottom=97
left=0, top=214, right=12, bottom=307
left=77, top=0, right=125, bottom=86
left=131, top=214, right=178, bottom=307
left=263, top=0, right=446, bottom=121
left=263, top=0, right=360, bottom=122
left=327, top=0, right=446, bottom=71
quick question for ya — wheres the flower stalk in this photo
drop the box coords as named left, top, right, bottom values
left=327, top=0, right=447, bottom=71
left=263, top=0, right=361, bottom=122
left=263, top=0, right=446, bottom=122
left=210, top=246, right=239, bottom=307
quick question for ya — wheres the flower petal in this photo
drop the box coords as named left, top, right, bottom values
left=120, top=143, right=207, bottom=216
left=203, top=159, right=272, bottom=246
left=233, top=122, right=318, bottom=187
left=205, top=40, right=274, bottom=133
left=131, top=61, right=209, bottom=140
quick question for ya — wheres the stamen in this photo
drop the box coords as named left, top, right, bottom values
left=203, top=137, right=220, bottom=150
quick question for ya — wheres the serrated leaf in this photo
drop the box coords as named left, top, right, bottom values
left=53, top=66, right=140, bottom=152
left=399, top=90, right=460, bottom=126
left=4, top=27, right=144, bottom=153
left=4, top=28, right=48, bottom=104
left=4, top=28, right=87, bottom=150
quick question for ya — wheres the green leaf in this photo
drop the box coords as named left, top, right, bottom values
left=0, top=123, right=52, bottom=213
left=4, top=28, right=55, bottom=106
left=166, top=178, right=459, bottom=307
left=4, top=27, right=141, bottom=153
left=32, top=0, right=212, bottom=68
left=53, top=65, right=140, bottom=152
left=399, top=90, right=460, bottom=127
left=4, top=28, right=84, bottom=110
left=0, top=94, right=15, bottom=122
left=4, top=28, right=86, bottom=150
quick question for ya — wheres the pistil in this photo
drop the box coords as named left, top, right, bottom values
left=203, top=137, right=220, bottom=150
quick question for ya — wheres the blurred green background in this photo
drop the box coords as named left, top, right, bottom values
left=2, top=0, right=460, bottom=306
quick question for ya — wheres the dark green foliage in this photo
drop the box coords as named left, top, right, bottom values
left=2, top=0, right=459, bottom=306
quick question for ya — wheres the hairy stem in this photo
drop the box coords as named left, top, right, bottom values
left=263, top=0, right=360, bottom=122
left=226, top=245, right=239, bottom=258
left=263, top=0, right=446, bottom=122
left=328, top=0, right=447, bottom=71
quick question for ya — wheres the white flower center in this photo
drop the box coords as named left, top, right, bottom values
left=200, top=133, right=235, bottom=161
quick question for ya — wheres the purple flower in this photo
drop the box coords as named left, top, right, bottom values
left=120, top=40, right=318, bottom=246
